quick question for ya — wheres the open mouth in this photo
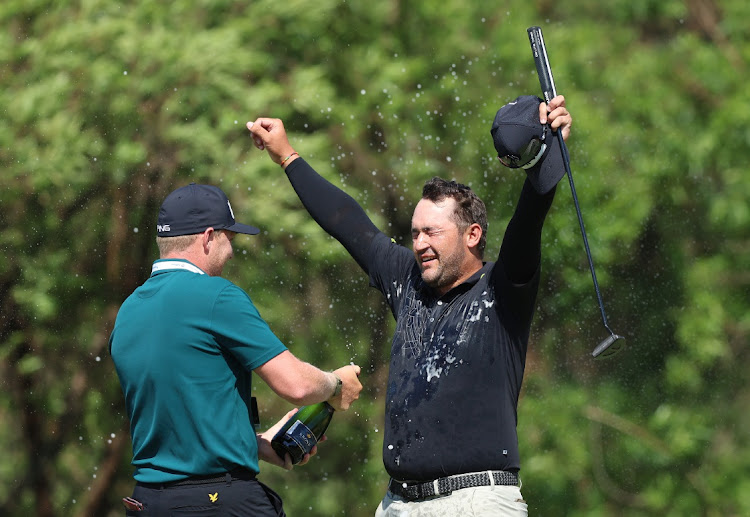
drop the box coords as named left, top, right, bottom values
left=420, top=255, right=437, bottom=266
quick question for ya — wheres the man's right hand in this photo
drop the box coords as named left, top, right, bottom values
left=328, top=364, right=362, bottom=411
left=246, top=118, right=299, bottom=169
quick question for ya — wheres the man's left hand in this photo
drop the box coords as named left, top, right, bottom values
left=256, top=408, right=326, bottom=470
left=539, top=95, right=572, bottom=141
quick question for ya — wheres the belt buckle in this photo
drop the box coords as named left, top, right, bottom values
left=389, top=479, right=407, bottom=498
left=391, top=479, right=427, bottom=501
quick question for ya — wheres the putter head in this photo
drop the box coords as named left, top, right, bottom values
left=591, top=333, right=625, bottom=359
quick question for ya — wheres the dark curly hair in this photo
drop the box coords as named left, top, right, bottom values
left=421, top=177, right=488, bottom=257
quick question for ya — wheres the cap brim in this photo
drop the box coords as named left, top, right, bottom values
left=226, top=222, right=261, bottom=235
left=525, top=129, right=566, bottom=195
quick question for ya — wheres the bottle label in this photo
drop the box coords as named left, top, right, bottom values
left=285, top=420, right=318, bottom=454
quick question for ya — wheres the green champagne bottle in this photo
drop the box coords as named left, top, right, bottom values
left=271, top=402, right=335, bottom=464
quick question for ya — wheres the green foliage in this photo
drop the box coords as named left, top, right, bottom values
left=1, top=0, right=748, bottom=516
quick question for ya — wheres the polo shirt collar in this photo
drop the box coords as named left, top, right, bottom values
left=151, top=259, right=205, bottom=276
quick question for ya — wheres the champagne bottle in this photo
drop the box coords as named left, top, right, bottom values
left=271, top=402, right=335, bottom=464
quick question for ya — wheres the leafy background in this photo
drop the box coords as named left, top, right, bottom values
left=1, top=0, right=748, bottom=515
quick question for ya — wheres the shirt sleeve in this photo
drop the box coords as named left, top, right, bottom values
left=498, top=178, right=556, bottom=285
left=284, top=158, right=382, bottom=273
left=211, top=284, right=287, bottom=371
left=490, top=179, right=556, bottom=335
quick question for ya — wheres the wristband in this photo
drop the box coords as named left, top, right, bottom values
left=280, top=152, right=299, bottom=166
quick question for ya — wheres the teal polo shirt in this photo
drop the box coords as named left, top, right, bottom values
left=109, top=259, right=287, bottom=483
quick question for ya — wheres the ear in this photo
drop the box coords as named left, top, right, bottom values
left=465, top=223, right=482, bottom=250
left=201, top=228, right=216, bottom=253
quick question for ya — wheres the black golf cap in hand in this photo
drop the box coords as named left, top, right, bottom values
left=157, top=183, right=260, bottom=237
left=491, top=95, right=565, bottom=195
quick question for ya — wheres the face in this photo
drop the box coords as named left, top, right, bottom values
left=411, top=198, right=469, bottom=294
left=206, top=229, right=236, bottom=276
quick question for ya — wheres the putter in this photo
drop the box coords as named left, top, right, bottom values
left=527, top=26, right=625, bottom=358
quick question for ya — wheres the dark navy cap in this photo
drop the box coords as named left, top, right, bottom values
left=490, top=95, right=565, bottom=195
left=157, top=183, right=260, bottom=237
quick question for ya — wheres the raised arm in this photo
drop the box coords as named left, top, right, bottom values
left=499, top=95, right=571, bottom=283
left=247, top=118, right=381, bottom=272
left=500, top=180, right=556, bottom=284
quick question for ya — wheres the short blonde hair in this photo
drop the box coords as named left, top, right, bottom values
left=156, top=234, right=200, bottom=257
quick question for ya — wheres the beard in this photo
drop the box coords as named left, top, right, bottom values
left=420, top=247, right=464, bottom=291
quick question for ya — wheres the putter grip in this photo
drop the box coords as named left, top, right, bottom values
left=527, top=26, right=557, bottom=103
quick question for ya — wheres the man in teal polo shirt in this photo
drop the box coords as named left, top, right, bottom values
left=110, top=183, right=363, bottom=516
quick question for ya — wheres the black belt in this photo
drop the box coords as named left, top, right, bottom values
left=139, top=468, right=256, bottom=488
left=388, top=470, right=519, bottom=501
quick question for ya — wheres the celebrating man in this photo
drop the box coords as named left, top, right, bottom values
left=247, top=94, right=571, bottom=516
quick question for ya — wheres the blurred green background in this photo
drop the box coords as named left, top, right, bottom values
left=1, top=0, right=749, bottom=515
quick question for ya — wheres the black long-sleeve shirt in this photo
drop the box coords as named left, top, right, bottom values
left=285, top=158, right=555, bottom=481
